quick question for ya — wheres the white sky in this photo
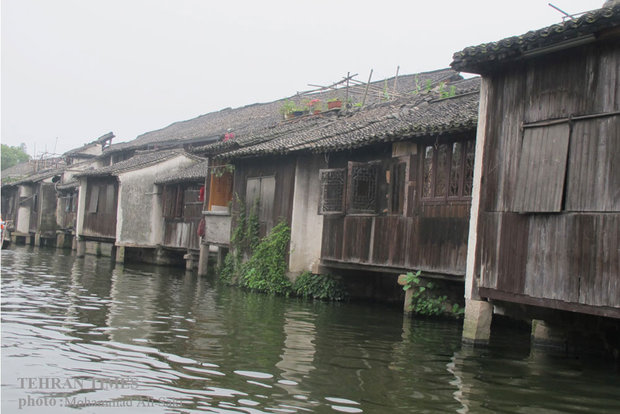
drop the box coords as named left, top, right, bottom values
left=1, top=0, right=606, bottom=156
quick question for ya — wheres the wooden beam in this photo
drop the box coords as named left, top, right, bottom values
left=479, top=288, right=620, bottom=319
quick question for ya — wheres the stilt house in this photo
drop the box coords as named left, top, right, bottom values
left=199, top=75, right=480, bottom=282
left=451, top=3, right=620, bottom=343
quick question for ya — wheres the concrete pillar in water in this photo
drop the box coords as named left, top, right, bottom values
left=531, top=320, right=567, bottom=351
left=184, top=252, right=199, bottom=271
left=462, top=299, right=493, bottom=345
left=115, top=245, right=126, bottom=263
left=56, top=233, right=66, bottom=249
left=397, top=274, right=414, bottom=315
left=34, top=233, right=41, bottom=247
left=76, top=238, right=86, bottom=258
left=197, top=243, right=209, bottom=276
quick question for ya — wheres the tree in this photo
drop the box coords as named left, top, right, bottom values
left=1, top=144, right=31, bottom=170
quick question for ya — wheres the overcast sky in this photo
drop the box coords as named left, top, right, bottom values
left=1, top=0, right=606, bottom=156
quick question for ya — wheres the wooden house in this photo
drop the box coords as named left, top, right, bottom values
left=2, top=168, right=64, bottom=246
left=54, top=133, right=115, bottom=249
left=74, top=150, right=203, bottom=262
left=198, top=73, right=480, bottom=291
left=451, top=4, right=620, bottom=345
left=154, top=160, right=209, bottom=268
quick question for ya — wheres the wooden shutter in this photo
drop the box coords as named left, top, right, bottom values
left=347, top=161, right=379, bottom=214
left=512, top=123, right=570, bottom=213
left=318, top=168, right=346, bottom=214
left=87, top=186, right=99, bottom=214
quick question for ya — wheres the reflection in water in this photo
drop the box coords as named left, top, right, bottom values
left=2, top=245, right=620, bottom=413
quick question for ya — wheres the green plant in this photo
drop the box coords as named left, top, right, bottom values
left=293, top=272, right=347, bottom=301
left=438, top=83, right=457, bottom=99
left=212, top=164, right=235, bottom=178
left=402, top=271, right=463, bottom=317
left=239, top=221, right=292, bottom=295
left=280, top=100, right=297, bottom=115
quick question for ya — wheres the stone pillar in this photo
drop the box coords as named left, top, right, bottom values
left=397, top=274, right=414, bottom=315
left=197, top=243, right=210, bottom=276
left=56, top=233, right=66, bottom=249
left=76, top=238, right=86, bottom=258
left=462, top=299, right=493, bottom=345
left=184, top=252, right=199, bottom=271
left=531, top=320, right=567, bottom=351
left=115, top=245, right=126, bottom=263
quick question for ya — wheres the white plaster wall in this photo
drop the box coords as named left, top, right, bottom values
left=76, top=177, right=88, bottom=237
left=15, top=185, right=32, bottom=233
left=288, top=154, right=326, bottom=275
left=116, top=155, right=197, bottom=247
left=464, top=77, right=489, bottom=300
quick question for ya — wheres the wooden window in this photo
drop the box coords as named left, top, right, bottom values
left=318, top=168, right=346, bottom=215
left=208, top=169, right=233, bottom=212
left=512, top=124, right=570, bottom=213
left=347, top=161, right=379, bottom=214
left=389, top=161, right=407, bottom=214
left=422, top=139, right=474, bottom=202
left=87, top=186, right=99, bottom=213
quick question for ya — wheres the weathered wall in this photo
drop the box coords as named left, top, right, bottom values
left=289, top=154, right=326, bottom=275
left=117, top=155, right=197, bottom=247
left=16, top=185, right=32, bottom=234
left=475, top=41, right=620, bottom=317
left=204, top=213, right=232, bottom=245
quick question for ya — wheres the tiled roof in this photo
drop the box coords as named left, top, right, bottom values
left=108, top=69, right=461, bottom=153
left=214, top=77, right=480, bottom=159
left=155, top=160, right=209, bottom=184
left=10, top=167, right=65, bottom=185
left=451, top=4, right=620, bottom=73
left=75, top=149, right=194, bottom=178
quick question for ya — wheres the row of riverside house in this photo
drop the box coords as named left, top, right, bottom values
left=2, top=2, right=618, bottom=350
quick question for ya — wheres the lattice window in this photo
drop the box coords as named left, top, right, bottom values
left=422, top=139, right=474, bottom=201
left=347, top=162, right=379, bottom=214
left=318, top=169, right=346, bottom=214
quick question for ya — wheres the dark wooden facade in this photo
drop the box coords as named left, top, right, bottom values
left=1, top=186, right=19, bottom=230
left=83, top=177, right=118, bottom=240
left=57, top=189, right=78, bottom=230
left=27, top=182, right=58, bottom=237
left=161, top=183, right=203, bottom=250
left=320, top=137, right=475, bottom=277
left=231, top=156, right=296, bottom=238
left=475, top=42, right=620, bottom=318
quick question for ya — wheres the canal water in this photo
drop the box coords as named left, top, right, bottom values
left=2, top=246, right=619, bottom=413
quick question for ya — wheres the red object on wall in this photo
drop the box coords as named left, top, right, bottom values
left=199, top=186, right=205, bottom=202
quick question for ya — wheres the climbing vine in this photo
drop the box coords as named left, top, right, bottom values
left=403, top=271, right=464, bottom=318
left=293, top=271, right=347, bottom=301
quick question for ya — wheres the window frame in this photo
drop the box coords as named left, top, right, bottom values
left=420, top=139, right=474, bottom=204
left=318, top=168, right=347, bottom=215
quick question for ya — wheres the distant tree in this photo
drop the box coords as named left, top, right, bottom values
left=1, top=143, right=31, bottom=170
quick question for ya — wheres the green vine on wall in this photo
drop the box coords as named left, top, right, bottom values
left=218, top=195, right=347, bottom=300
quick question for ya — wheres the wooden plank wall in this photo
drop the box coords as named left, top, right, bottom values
left=232, top=156, right=296, bottom=237
left=82, top=178, right=118, bottom=239
left=163, top=185, right=202, bottom=250
left=478, top=42, right=620, bottom=314
left=320, top=143, right=472, bottom=276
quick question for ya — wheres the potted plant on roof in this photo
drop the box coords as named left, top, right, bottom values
left=327, top=98, right=342, bottom=110
left=307, top=98, right=323, bottom=114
